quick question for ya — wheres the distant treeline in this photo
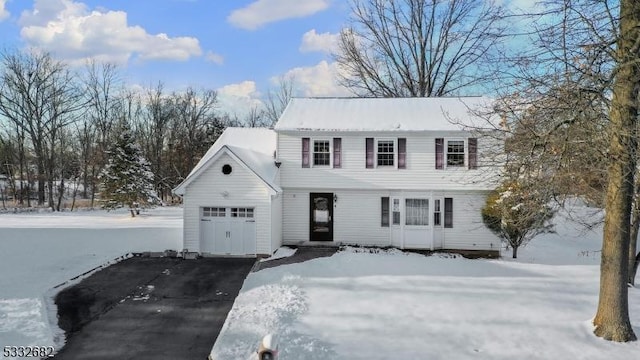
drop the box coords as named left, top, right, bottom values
left=0, top=50, right=273, bottom=210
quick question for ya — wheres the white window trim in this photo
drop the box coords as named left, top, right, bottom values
left=444, top=138, right=467, bottom=169
left=375, top=138, right=397, bottom=168
left=311, top=138, right=332, bottom=168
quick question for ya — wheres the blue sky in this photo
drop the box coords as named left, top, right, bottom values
left=0, top=0, right=352, bottom=115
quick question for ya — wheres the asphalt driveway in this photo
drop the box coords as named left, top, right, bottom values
left=52, top=256, right=255, bottom=360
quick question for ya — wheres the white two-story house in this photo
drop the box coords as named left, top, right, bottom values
left=173, top=97, right=501, bottom=258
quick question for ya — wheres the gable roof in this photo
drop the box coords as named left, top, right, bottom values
left=172, top=127, right=279, bottom=196
left=273, top=96, right=495, bottom=132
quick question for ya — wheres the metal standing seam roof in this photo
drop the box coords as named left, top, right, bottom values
left=273, top=96, right=496, bottom=132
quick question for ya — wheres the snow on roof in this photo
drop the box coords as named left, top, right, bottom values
left=274, top=96, right=496, bottom=132
left=173, top=127, right=278, bottom=195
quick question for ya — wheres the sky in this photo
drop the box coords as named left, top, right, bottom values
left=0, top=0, right=353, bottom=116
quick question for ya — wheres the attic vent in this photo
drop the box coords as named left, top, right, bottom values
left=222, top=164, right=232, bottom=175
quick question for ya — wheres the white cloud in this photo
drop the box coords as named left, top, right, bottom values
left=217, top=80, right=265, bottom=116
left=205, top=51, right=224, bottom=65
left=299, top=29, right=339, bottom=54
left=228, top=0, right=331, bottom=30
left=19, top=0, right=202, bottom=64
left=277, top=60, right=351, bottom=97
left=0, top=0, right=9, bottom=21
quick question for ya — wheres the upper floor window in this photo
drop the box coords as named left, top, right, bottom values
left=366, top=137, right=406, bottom=169
left=435, top=138, right=477, bottom=170
left=377, top=140, right=395, bottom=166
left=447, top=140, right=465, bottom=167
left=314, top=140, right=331, bottom=166
left=302, top=137, right=341, bottom=168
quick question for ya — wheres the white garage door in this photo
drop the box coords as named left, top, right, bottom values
left=200, top=207, right=256, bottom=256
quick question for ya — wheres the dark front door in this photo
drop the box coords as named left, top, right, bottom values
left=310, top=192, right=333, bottom=241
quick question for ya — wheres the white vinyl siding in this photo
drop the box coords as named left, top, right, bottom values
left=182, top=152, right=272, bottom=255
left=270, top=194, right=283, bottom=254
left=282, top=189, right=391, bottom=246
left=277, top=131, right=498, bottom=191
left=441, top=193, right=499, bottom=251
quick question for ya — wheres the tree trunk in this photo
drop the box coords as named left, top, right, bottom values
left=512, top=245, right=518, bottom=259
left=631, top=252, right=640, bottom=287
left=593, top=0, right=639, bottom=342
left=630, top=198, right=640, bottom=285
left=56, top=177, right=65, bottom=211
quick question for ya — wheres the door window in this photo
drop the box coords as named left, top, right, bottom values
left=405, top=199, right=429, bottom=226
left=392, top=198, right=401, bottom=225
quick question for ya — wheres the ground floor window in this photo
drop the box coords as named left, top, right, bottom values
left=405, top=199, right=429, bottom=226
left=444, top=198, right=453, bottom=228
left=381, top=197, right=390, bottom=227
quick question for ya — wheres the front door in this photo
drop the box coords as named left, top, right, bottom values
left=310, top=193, right=333, bottom=241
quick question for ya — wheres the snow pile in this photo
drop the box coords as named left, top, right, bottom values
left=0, top=207, right=182, bottom=350
left=259, top=246, right=297, bottom=262
left=212, top=204, right=640, bottom=360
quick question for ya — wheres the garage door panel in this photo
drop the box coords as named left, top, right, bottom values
left=243, top=221, right=256, bottom=255
left=214, top=219, right=229, bottom=254
left=200, top=206, right=256, bottom=256
left=200, top=219, right=215, bottom=253
left=230, top=221, right=244, bottom=255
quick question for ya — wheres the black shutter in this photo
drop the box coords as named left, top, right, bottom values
left=468, top=138, right=478, bottom=170
left=302, top=138, right=310, bottom=168
left=398, top=138, right=406, bottom=169
left=444, top=197, right=453, bottom=228
left=381, top=197, right=390, bottom=227
left=333, top=138, right=341, bottom=168
left=435, top=138, right=444, bottom=169
left=366, top=138, right=374, bottom=168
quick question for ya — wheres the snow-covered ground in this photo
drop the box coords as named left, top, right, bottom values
left=212, top=206, right=640, bottom=359
left=0, top=207, right=182, bottom=351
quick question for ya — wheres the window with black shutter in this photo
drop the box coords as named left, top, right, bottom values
left=302, top=137, right=310, bottom=168
left=381, top=197, right=390, bottom=227
left=468, top=138, right=478, bottom=169
left=333, top=138, right=341, bottom=168
left=444, top=197, right=453, bottom=228
left=366, top=138, right=374, bottom=169
left=435, top=138, right=444, bottom=169
left=398, top=138, right=406, bottom=169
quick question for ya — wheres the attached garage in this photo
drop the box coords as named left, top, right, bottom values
left=200, top=207, right=256, bottom=256
left=173, top=128, right=282, bottom=258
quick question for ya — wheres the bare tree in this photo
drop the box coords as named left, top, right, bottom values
left=336, top=0, right=507, bottom=97
left=137, top=82, right=174, bottom=200
left=593, top=0, right=639, bottom=342
left=82, top=61, right=122, bottom=206
left=484, top=0, right=637, bottom=342
left=0, top=49, right=82, bottom=209
left=264, top=76, right=294, bottom=126
left=243, top=106, right=267, bottom=128
left=170, top=87, right=222, bottom=183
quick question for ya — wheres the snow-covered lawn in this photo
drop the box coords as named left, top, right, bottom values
left=0, top=207, right=182, bottom=350
left=212, top=207, right=640, bottom=359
